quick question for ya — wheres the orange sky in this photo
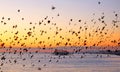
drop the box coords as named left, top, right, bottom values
left=0, top=0, right=120, bottom=48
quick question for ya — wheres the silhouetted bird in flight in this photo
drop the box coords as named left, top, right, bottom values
left=52, top=6, right=56, bottom=10
left=18, top=9, right=20, bottom=12
left=98, top=1, right=101, bottom=5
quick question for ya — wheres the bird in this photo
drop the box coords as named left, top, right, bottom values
left=98, top=1, right=101, bottom=5
left=18, top=9, right=20, bottom=12
left=51, top=6, right=56, bottom=10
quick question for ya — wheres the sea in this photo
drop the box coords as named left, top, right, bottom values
left=0, top=51, right=120, bottom=72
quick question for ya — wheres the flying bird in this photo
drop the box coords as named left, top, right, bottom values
left=98, top=1, right=101, bottom=5
left=51, top=6, right=56, bottom=10
left=18, top=9, right=20, bottom=12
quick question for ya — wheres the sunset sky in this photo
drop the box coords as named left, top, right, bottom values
left=0, top=0, right=120, bottom=48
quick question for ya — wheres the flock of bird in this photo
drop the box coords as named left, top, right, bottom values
left=0, top=1, right=120, bottom=72
left=0, top=48, right=113, bottom=72
left=0, top=6, right=119, bottom=49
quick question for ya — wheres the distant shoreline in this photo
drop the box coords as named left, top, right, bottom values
left=0, top=47, right=120, bottom=56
